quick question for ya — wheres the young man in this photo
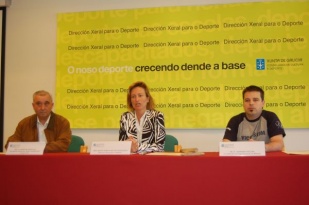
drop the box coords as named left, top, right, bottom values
left=223, top=85, right=285, bottom=152
left=5, top=90, right=72, bottom=152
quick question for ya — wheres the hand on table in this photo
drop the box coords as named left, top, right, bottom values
left=127, top=136, right=139, bottom=153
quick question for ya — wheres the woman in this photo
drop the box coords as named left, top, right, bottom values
left=119, top=81, right=166, bottom=153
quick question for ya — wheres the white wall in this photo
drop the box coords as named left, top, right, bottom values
left=3, top=0, right=308, bottom=152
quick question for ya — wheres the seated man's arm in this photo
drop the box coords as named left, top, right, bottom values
left=44, top=117, right=72, bottom=152
left=265, top=134, right=284, bottom=152
left=5, top=121, right=26, bottom=149
left=5, top=133, right=22, bottom=149
left=222, top=139, right=231, bottom=142
left=45, top=129, right=71, bottom=152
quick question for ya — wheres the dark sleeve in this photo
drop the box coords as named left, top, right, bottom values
left=154, top=111, right=166, bottom=151
left=265, top=111, right=286, bottom=138
left=119, top=113, right=128, bottom=141
left=223, top=114, right=243, bottom=141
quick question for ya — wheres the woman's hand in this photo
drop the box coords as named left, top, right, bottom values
left=127, top=136, right=139, bottom=153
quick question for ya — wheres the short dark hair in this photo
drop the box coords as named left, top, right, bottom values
left=242, top=85, right=264, bottom=101
left=126, top=81, right=155, bottom=111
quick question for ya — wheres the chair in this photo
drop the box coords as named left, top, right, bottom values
left=164, top=134, right=178, bottom=152
left=68, top=135, right=85, bottom=152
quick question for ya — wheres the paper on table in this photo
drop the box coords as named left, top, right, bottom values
left=146, top=152, right=204, bottom=156
left=219, top=141, right=265, bottom=156
left=6, top=142, right=46, bottom=155
left=283, top=151, right=309, bottom=155
left=90, top=141, right=131, bottom=155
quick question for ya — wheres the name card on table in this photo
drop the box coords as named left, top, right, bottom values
left=90, top=141, right=132, bottom=155
left=6, top=142, right=46, bottom=155
left=219, top=141, right=265, bottom=156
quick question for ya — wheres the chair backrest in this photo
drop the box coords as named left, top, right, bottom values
left=68, top=135, right=85, bottom=152
left=164, top=134, right=178, bottom=152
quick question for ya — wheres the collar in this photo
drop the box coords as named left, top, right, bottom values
left=37, top=114, right=51, bottom=126
left=31, top=112, right=55, bottom=129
